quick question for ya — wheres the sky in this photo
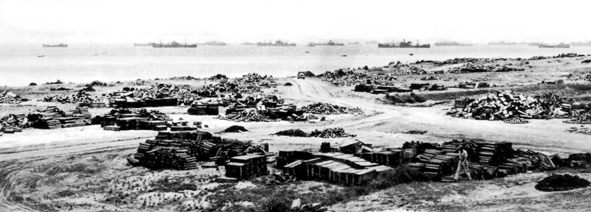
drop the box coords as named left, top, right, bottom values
left=0, top=0, right=589, bottom=44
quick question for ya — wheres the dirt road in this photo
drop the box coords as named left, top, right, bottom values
left=1, top=78, right=590, bottom=211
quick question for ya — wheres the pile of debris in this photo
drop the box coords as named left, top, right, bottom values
left=273, top=128, right=355, bottom=138
left=222, top=109, right=273, bottom=122
left=43, top=90, right=103, bottom=104
left=310, top=128, right=355, bottom=138
left=448, top=90, right=586, bottom=121
left=96, top=108, right=174, bottom=131
left=535, top=174, right=590, bottom=192
left=129, top=130, right=271, bottom=171
left=448, top=63, right=524, bottom=73
left=27, top=106, right=93, bottom=129
left=0, top=114, right=27, bottom=133
left=301, top=103, right=363, bottom=115
left=219, top=125, right=248, bottom=133
left=274, top=129, right=309, bottom=137
left=0, top=91, right=23, bottom=104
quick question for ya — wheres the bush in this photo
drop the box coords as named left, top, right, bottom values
left=384, top=92, right=427, bottom=104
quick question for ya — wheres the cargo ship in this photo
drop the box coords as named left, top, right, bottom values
left=152, top=41, right=197, bottom=48
left=539, top=43, right=570, bottom=48
left=378, top=40, right=430, bottom=48
left=256, top=40, right=296, bottom=46
left=308, top=40, right=344, bottom=47
left=200, top=41, right=227, bottom=46
left=488, top=41, right=517, bottom=45
left=434, top=41, right=473, bottom=46
left=134, top=43, right=154, bottom=46
left=42, top=43, right=68, bottom=47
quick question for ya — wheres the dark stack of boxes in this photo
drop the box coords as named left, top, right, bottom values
left=101, top=109, right=173, bottom=131
left=278, top=152, right=392, bottom=185
left=187, top=103, right=226, bottom=116
left=131, top=131, right=212, bottom=170
left=225, top=154, right=268, bottom=180
left=475, top=142, right=513, bottom=165
left=31, top=106, right=92, bottom=129
left=355, top=150, right=403, bottom=167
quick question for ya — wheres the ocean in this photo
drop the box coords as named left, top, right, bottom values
left=1, top=44, right=590, bottom=86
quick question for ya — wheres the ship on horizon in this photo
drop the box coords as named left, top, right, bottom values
left=538, top=43, right=570, bottom=48
left=152, top=41, right=197, bottom=48
left=308, top=40, right=344, bottom=47
left=434, top=41, right=473, bottom=46
left=348, top=42, right=359, bottom=45
left=365, top=40, right=379, bottom=44
left=488, top=41, right=518, bottom=45
left=134, top=43, right=154, bottom=47
left=241, top=42, right=256, bottom=45
left=42, top=43, right=68, bottom=47
left=256, top=40, right=296, bottom=46
left=378, top=40, right=430, bottom=48
left=199, top=41, right=227, bottom=46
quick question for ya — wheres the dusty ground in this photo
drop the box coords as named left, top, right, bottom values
left=1, top=56, right=591, bottom=211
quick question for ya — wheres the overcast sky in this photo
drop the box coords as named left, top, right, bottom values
left=0, top=0, right=589, bottom=44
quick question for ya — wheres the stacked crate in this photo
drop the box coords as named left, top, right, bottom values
left=355, top=150, right=403, bottom=167
left=131, top=131, right=213, bottom=170
left=475, top=142, right=513, bottom=165
left=32, top=106, right=92, bottom=129
left=279, top=152, right=393, bottom=185
left=225, top=154, right=268, bottom=180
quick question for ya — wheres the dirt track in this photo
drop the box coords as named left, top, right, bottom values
left=1, top=77, right=591, bottom=211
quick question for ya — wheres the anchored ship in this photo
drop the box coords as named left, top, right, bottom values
left=488, top=41, right=518, bottom=45
left=42, top=43, right=68, bottom=47
left=152, top=41, right=197, bottom=48
left=434, top=41, right=473, bottom=46
left=538, top=43, right=570, bottom=48
left=256, top=40, right=296, bottom=46
left=134, top=43, right=154, bottom=47
left=378, top=40, right=430, bottom=48
left=348, top=42, right=360, bottom=45
left=200, top=41, right=227, bottom=46
left=308, top=40, right=345, bottom=47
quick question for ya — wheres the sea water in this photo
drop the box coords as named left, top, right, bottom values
left=0, top=43, right=590, bottom=86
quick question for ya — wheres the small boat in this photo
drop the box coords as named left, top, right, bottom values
left=305, top=51, right=309, bottom=53
left=38, top=55, right=45, bottom=57
left=409, top=53, right=414, bottom=56
left=341, top=55, right=347, bottom=57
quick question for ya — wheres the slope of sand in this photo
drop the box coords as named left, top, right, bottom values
left=1, top=70, right=591, bottom=211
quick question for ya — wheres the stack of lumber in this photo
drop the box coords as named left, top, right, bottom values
left=475, top=142, right=513, bottom=165
left=29, top=106, right=92, bottom=129
left=78, top=102, right=107, bottom=108
left=98, top=108, right=173, bottom=131
left=129, top=131, right=213, bottom=170
left=225, top=154, right=268, bottom=180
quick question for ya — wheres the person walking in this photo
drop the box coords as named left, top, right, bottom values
left=455, top=145, right=472, bottom=181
